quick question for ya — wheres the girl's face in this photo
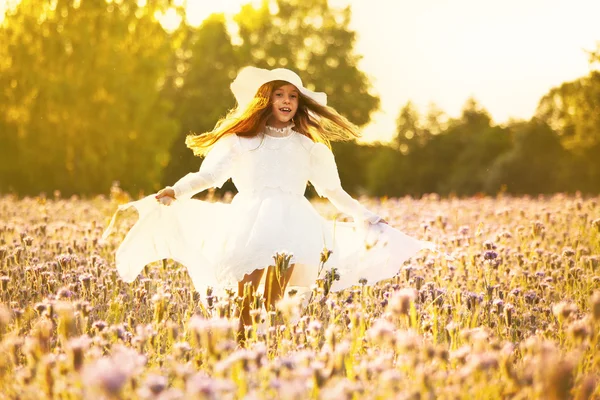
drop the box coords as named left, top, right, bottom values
left=267, top=84, right=299, bottom=128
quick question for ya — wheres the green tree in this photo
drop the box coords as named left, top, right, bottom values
left=365, top=145, right=406, bottom=197
left=485, top=120, right=570, bottom=195
left=536, top=62, right=600, bottom=193
left=423, top=102, right=447, bottom=137
left=536, top=71, right=600, bottom=152
left=0, top=0, right=177, bottom=196
left=394, top=101, right=425, bottom=154
left=233, top=0, right=380, bottom=126
left=437, top=99, right=511, bottom=195
left=161, top=14, right=240, bottom=192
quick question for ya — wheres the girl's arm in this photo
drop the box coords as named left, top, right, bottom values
left=309, top=143, right=383, bottom=226
left=168, top=134, right=240, bottom=199
left=318, top=186, right=382, bottom=225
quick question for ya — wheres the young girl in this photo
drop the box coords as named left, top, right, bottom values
left=103, top=66, right=434, bottom=329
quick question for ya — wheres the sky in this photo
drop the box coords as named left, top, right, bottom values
left=343, top=0, right=600, bottom=142
left=2, top=0, right=599, bottom=143
left=183, top=0, right=600, bottom=141
left=182, top=0, right=600, bottom=142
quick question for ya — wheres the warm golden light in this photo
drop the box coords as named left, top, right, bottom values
left=2, top=0, right=598, bottom=143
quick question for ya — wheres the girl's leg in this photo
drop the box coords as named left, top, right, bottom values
left=237, top=268, right=264, bottom=342
left=263, top=264, right=295, bottom=311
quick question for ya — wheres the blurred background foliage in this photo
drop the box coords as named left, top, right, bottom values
left=1, top=0, right=599, bottom=198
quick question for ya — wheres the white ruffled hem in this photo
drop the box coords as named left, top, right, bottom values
left=102, top=192, right=436, bottom=294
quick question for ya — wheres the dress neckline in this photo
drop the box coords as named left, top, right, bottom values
left=264, top=124, right=295, bottom=139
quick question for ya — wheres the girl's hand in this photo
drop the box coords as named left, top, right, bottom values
left=155, top=187, right=175, bottom=206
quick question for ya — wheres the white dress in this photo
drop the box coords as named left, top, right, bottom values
left=103, top=126, right=435, bottom=294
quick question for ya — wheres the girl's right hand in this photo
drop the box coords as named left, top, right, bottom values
left=155, top=187, right=176, bottom=206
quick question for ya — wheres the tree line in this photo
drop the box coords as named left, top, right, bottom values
left=1, top=0, right=599, bottom=198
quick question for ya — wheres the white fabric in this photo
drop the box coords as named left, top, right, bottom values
left=103, top=126, right=435, bottom=294
left=230, top=66, right=327, bottom=112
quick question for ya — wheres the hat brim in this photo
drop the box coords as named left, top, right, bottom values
left=230, top=66, right=327, bottom=112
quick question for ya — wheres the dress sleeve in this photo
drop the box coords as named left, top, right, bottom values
left=309, top=142, right=381, bottom=225
left=170, top=134, right=240, bottom=199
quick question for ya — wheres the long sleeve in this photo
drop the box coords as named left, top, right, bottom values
left=170, top=134, right=240, bottom=199
left=309, top=142, right=381, bottom=226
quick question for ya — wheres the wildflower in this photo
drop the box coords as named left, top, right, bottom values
left=590, top=291, right=600, bottom=322
left=57, top=287, right=74, bottom=299
left=142, top=374, right=168, bottom=396
left=504, top=303, right=515, bottom=325
left=0, top=276, right=9, bottom=291
left=68, top=335, right=91, bottom=371
left=592, top=218, right=600, bottom=232
left=483, top=240, right=497, bottom=250
left=78, top=273, right=93, bottom=291
left=395, top=329, right=422, bottom=352
left=307, top=320, right=322, bottom=335
left=276, top=295, right=302, bottom=321
left=92, top=320, right=108, bottom=332
left=320, top=248, right=333, bottom=264
left=567, top=319, right=591, bottom=341
left=185, top=372, right=235, bottom=398
left=470, top=353, right=499, bottom=372
left=367, top=318, right=396, bottom=346
left=110, top=344, right=148, bottom=376
left=493, top=298, right=504, bottom=314
left=173, top=341, right=192, bottom=358
left=561, top=247, right=576, bottom=258
left=531, top=221, right=545, bottom=236
left=450, top=345, right=471, bottom=364
left=575, top=375, right=598, bottom=400
left=54, top=301, right=77, bottom=340
left=544, top=359, right=575, bottom=400
left=386, top=288, right=417, bottom=317
left=0, top=304, right=11, bottom=331
left=552, top=301, right=577, bottom=323
left=83, top=358, right=128, bottom=397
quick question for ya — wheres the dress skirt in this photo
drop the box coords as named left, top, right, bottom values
left=102, top=189, right=435, bottom=295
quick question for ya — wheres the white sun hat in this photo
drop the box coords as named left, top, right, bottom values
left=230, top=66, right=328, bottom=112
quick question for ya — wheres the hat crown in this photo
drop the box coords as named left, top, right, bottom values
left=230, top=66, right=326, bottom=112
left=271, top=68, right=303, bottom=88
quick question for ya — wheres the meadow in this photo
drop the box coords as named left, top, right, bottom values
left=0, top=189, right=599, bottom=399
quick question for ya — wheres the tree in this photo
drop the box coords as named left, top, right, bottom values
left=485, top=120, right=570, bottom=195
left=0, top=0, right=177, bottom=196
left=536, top=71, right=600, bottom=152
left=161, top=14, right=240, bottom=191
left=365, top=145, right=406, bottom=197
left=394, top=101, right=425, bottom=154
left=233, top=0, right=380, bottom=126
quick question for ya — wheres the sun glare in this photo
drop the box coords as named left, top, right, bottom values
left=155, top=0, right=258, bottom=33
left=185, top=0, right=255, bottom=26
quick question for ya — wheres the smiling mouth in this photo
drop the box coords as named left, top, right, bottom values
left=279, top=107, right=292, bottom=112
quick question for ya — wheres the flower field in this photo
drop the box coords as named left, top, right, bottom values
left=0, top=191, right=599, bottom=399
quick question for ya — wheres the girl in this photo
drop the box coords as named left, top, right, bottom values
left=103, top=66, right=434, bottom=330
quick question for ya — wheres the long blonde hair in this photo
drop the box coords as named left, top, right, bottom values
left=185, top=80, right=361, bottom=156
